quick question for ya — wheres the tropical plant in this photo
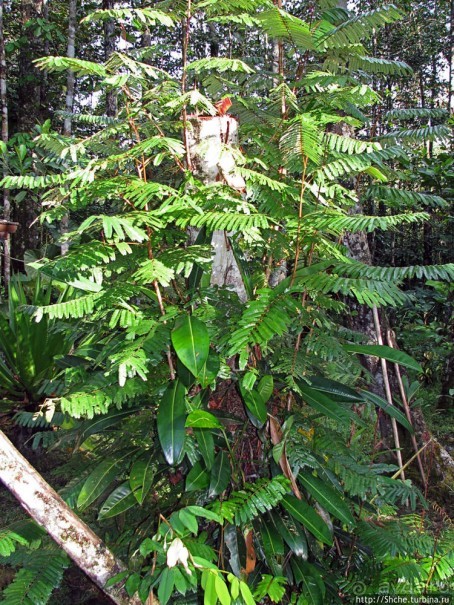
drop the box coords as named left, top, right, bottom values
left=0, top=1, right=453, bottom=604
left=0, top=277, right=74, bottom=409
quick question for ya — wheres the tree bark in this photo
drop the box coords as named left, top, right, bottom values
left=0, top=0, right=10, bottom=286
left=103, top=0, right=117, bottom=118
left=0, top=430, right=142, bottom=605
left=61, top=0, right=77, bottom=256
left=187, top=116, right=248, bottom=301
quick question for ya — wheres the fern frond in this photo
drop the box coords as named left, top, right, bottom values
left=292, top=269, right=407, bottom=306
left=304, top=210, right=429, bottom=234
left=315, top=146, right=406, bottom=181
left=34, top=56, right=107, bottom=77
left=186, top=57, right=254, bottom=74
left=0, top=522, right=44, bottom=558
left=383, top=107, right=449, bottom=121
left=366, top=185, right=448, bottom=209
left=257, top=8, right=314, bottom=51
left=322, top=132, right=380, bottom=154
left=82, top=7, right=174, bottom=27
left=379, top=125, right=451, bottom=143
left=157, top=245, right=212, bottom=278
left=209, top=476, right=290, bottom=525
left=228, top=288, right=301, bottom=366
left=328, top=54, right=413, bottom=77
left=0, top=548, right=69, bottom=605
left=280, top=115, right=323, bottom=167
left=318, top=5, right=403, bottom=49
left=175, top=210, right=271, bottom=232
left=330, top=261, right=454, bottom=282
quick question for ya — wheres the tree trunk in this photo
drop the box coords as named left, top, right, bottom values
left=103, top=0, right=117, bottom=118
left=0, top=0, right=10, bottom=286
left=61, top=0, right=77, bottom=256
left=187, top=116, right=248, bottom=301
left=0, top=430, right=143, bottom=605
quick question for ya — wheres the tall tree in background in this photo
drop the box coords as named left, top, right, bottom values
left=0, top=0, right=11, bottom=284
left=0, top=1, right=452, bottom=603
left=61, top=0, right=77, bottom=255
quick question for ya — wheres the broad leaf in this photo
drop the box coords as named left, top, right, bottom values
left=282, top=495, right=332, bottom=545
left=343, top=344, right=423, bottom=373
left=98, top=482, right=137, bottom=519
left=240, top=581, right=256, bottom=605
left=269, top=512, right=308, bottom=558
left=307, top=376, right=363, bottom=402
left=186, top=410, right=222, bottom=429
left=291, top=560, right=324, bottom=605
left=240, top=385, right=267, bottom=428
left=199, top=352, right=220, bottom=388
left=129, top=455, right=156, bottom=504
left=259, top=517, right=284, bottom=559
left=195, top=428, right=215, bottom=470
left=77, top=457, right=126, bottom=510
left=172, top=315, right=210, bottom=377
left=298, top=473, right=355, bottom=527
left=361, top=390, right=414, bottom=433
left=209, top=451, right=231, bottom=497
left=158, top=568, right=175, bottom=605
left=298, top=384, right=351, bottom=425
left=157, top=380, right=187, bottom=465
left=215, top=575, right=232, bottom=605
left=186, top=461, right=210, bottom=492
left=257, top=375, right=274, bottom=403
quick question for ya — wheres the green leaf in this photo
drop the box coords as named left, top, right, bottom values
left=179, top=509, right=198, bottom=534
left=172, top=315, right=210, bottom=377
left=291, top=560, right=324, bottom=605
left=257, top=375, right=274, bottom=403
left=125, top=573, right=141, bottom=597
left=209, top=451, right=231, bottom=497
left=199, top=352, right=221, bottom=388
left=240, top=385, right=267, bottom=428
left=98, top=482, right=137, bottom=519
left=157, top=380, right=187, bottom=465
left=158, top=568, right=175, bottom=605
left=281, top=495, right=332, bottom=545
left=269, top=512, right=307, bottom=558
left=195, top=428, right=215, bottom=470
left=204, top=571, right=217, bottom=605
left=187, top=410, right=222, bottom=429
left=177, top=357, right=195, bottom=388
left=186, top=461, right=210, bottom=492
left=260, top=516, right=284, bottom=557
left=185, top=505, right=222, bottom=523
left=77, top=458, right=124, bottom=510
left=129, top=455, right=156, bottom=504
left=306, top=376, right=363, bottom=402
left=298, top=384, right=351, bottom=425
left=361, top=390, right=414, bottom=433
left=343, top=344, right=423, bottom=373
left=215, top=575, right=232, bottom=605
left=240, top=581, right=256, bottom=605
left=298, top=473, right=355, bottom=527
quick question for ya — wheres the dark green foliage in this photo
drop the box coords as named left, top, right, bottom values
left=0, top=0, right=453, bottom=603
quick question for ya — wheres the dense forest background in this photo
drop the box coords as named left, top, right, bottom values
left=0, top=0, right=453, bottom=604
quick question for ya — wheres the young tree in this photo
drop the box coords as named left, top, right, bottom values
left=0, top=2, right=453, bottom=603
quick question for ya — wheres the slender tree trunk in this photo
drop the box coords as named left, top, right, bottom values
left=0, top=430, right=144, bottom=605
left=449, top=0, right=454, bottom=113
left=0, top=0, right=10, bottom=286
left=187, top=116, right=247, bottom=301
left=103, top=0, right=117, bottom=117
left=61, top=0, right=77, bottom=256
